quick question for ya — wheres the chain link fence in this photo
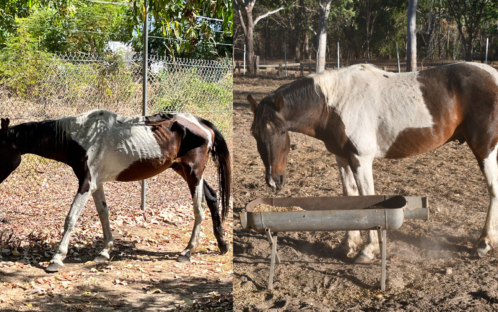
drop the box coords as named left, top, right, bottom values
left=0, top=51, right=232, bottom=205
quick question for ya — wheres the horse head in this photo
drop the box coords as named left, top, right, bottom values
left=248, top=93, right=290, bottom=190
left=0, top=118, right=21, bottom=183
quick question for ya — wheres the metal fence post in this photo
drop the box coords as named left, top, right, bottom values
left=244, top=44, right=246, bottom=76
left=141, top=4, right=148, bottom=211
left=486, top=38, right=489, bottom=64
left=284, top=43, right=287, bottom=77
left=396, top=42, right=401, bottom=73
left=337, top=42, right=340, bottom=69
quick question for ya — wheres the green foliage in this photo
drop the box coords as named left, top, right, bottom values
left=1, top=0, right=232, bottom=58
left=0, top=29, right=51, bottom=97
left=152, top=66, right=232, bottom=113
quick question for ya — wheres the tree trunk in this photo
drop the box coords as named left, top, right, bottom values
left=365, top=2, right=371, bottom=60
left=446, top=27, right=450, bottom=59
left=426, top=0, right=434, bottom=59
left=317, top=0, right=332, bottom=73
left=406, top=0, right=418, bottom=71
left=265, top=19, right=270, bottom=60
left=304, top=31, right=309, bottom=59
left=246, top=9, right=255, bottom=75
left=90, top=36, right=95, bottom=54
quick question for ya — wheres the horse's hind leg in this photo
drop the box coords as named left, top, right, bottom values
left=332, top=156, right=363, bottom=258
left=203, top=180, right=230, bottom=254
left=171, top=163, right=206, bottom=256
left=472, top=145, right=498, bottom=258
left=92, top=184, right=114, bottom=262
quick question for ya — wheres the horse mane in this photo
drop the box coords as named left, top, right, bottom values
left=252, top=77, right=320, bottom=137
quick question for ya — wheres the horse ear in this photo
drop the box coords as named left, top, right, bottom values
left=1, top=118, right=10, bottom=137
left=247, top=95, right=258, bottom=113
left=275, top=94, right=284, bottom=112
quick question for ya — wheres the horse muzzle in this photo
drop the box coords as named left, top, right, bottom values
left=266, top=174, right=285, bottom=190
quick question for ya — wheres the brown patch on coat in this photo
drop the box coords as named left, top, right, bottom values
left=385, top=64, right=498, bottom=161
left=116, top=117, right=212, bottom=182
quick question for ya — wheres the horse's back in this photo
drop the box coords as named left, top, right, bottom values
left=312, top=63, right=498, bottom=159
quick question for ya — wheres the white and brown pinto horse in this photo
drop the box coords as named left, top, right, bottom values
left=0, top=110, right=231, bottom=272
left=248, top=62, right=498, bottom=262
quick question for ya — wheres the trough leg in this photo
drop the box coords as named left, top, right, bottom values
left=265, top=228, right=281, bottom=264
left=333, top=156, right=363, bottom=258
left=378, top=227, right=387, bottom=291
left=268, top=233, right=278, bottom=290
left=93, top=184, right=114, bottom=263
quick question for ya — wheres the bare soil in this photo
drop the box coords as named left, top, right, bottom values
left=233, top=75, right=498, bottom=311
left=0, top=158, right=233, bottom=311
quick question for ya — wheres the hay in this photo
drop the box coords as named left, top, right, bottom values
left=253, top=204, right=305, bottom=212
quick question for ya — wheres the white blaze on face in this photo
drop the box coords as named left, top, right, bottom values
left=177, top=113, right=213, bottom=148
left=311, top=65, right=434, bottom=157
left=60, top=110, right=162, bottom=183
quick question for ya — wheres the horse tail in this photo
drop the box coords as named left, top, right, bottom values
left=199, top=118, right=231, bottom=223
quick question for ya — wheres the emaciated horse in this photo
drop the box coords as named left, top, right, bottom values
left=248, top=62, right=498, bottom=262
left=0, top=109, right=231, bottom=272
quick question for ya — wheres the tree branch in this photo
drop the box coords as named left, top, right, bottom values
left=254, top=0, right=298, bottom=26
left=234, top=0, right=248, bottom=37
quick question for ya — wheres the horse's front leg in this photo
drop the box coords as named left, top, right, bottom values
left=46, top=184, right=93, bottom=272
left=332, top=156, right=363, bottom=258
left=92, top=184, right=114, bottom=263
left=348, top=154, right=380, bottom=264
left=475, top=146, right=498, bottom=258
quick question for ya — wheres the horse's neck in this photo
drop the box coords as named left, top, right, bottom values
left=12, top=121, right=70, bottom=163
left=282, top=99, right=325, bottom=138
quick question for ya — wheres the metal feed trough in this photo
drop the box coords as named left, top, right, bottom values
left=240, top=195, right=429, bottom=291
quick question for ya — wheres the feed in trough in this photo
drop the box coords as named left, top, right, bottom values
left=252, top=204, right=305, bottom=212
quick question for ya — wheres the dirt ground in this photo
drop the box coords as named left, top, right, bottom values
left=233, top=74, right=498, bottom=311
left=0, top=157, right=233, bottom=311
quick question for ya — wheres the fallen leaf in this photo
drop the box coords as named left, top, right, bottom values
left=146, top=287, right=162, bottom=294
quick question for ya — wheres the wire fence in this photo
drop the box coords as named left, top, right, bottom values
left=0, top=51, right=233, bottom=203
left=233, top=57, right=471, bottom=78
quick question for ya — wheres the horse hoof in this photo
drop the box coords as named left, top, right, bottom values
left=475, top=240, right=491, bottom=258
left=45, top=262, right=62, bottom=273
left=94, top=255, right=109, bottom=263
left=177, top=250, right=191, bottom=263
left=331, top=244, right=351, bottom=259
left=352, top=250, right=375, bottom=264
left=219, top=243, right=230, bottom=254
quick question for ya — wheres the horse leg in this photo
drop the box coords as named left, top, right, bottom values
left=171, top=163, right=206, bottom=256
left=332, top=156, right=363, bottom=258
left=46, top=185, right=93, bottom=272
left=92, top=184, right=114, bottom=263
left=347, top=154, right=380, bottom=264
left=203, top=180, right=230, bottom=254
left=473, top=145, right=498, bottom=258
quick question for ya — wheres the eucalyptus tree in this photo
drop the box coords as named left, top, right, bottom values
left=234, top=0, right=297, bottom=75
left=447, top=0, right=493, bottom=61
